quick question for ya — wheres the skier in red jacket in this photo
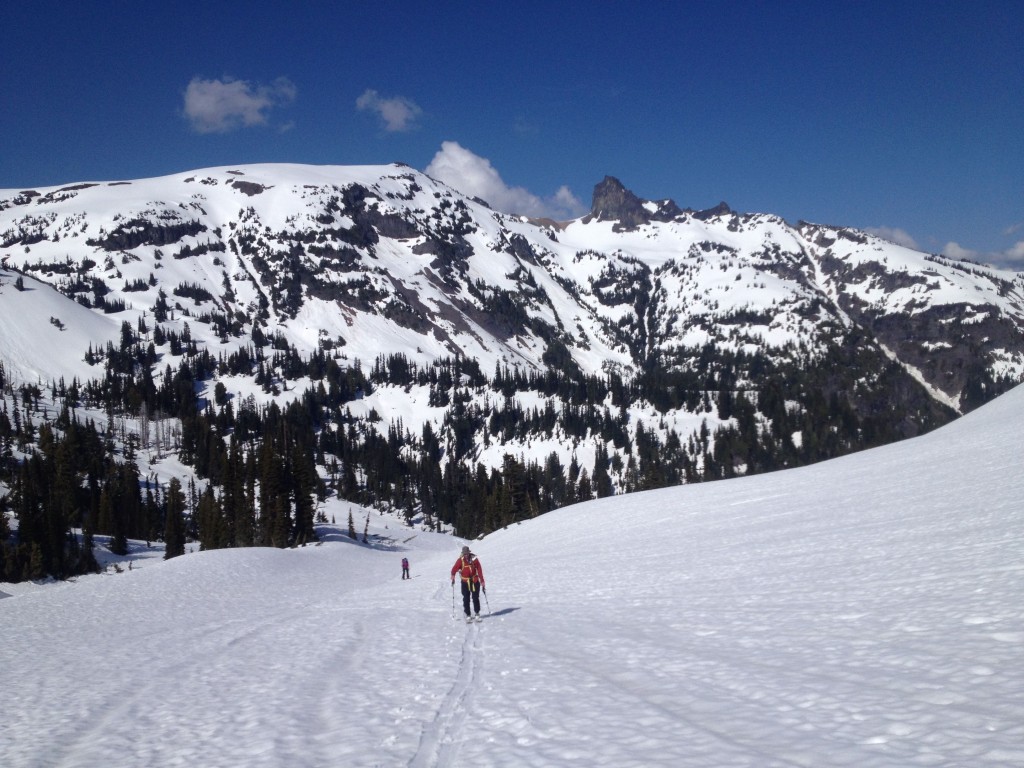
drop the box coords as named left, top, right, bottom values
left=450, top=546, right=485, bottom=621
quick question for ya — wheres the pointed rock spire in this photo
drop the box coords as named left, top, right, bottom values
left=590, top=176, right=650, bottom=229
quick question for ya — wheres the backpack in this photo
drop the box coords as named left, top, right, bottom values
left=459, top=557, right=475, bottom=580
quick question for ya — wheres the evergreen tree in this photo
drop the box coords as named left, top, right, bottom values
left=288, top=442, right=317, bottom=546
left=196, top=486, right=225, bottom=551
left=0, top=491, right=10, bottom=577
left=164, top=478, right=186, bottom=560
left=592, top=442, right=613, bottom=498
left=576, top=469, right=593, bottom=503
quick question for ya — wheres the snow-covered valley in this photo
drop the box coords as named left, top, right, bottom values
left=3, top=381, right=1022, bottom=767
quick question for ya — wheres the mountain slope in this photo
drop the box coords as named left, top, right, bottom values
left=2, top=163, right=1024, bottom=543
left=3, top=164, right=1022, bottom=402
left=3, top=382, right=1022, bottom=767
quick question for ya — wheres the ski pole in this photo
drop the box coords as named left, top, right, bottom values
left=483, top=586, right=491, bottom=615
left=451, top=580, right=455, bottom=619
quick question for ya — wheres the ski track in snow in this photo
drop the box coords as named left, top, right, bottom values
left=411, top=621, right=481, bottom=768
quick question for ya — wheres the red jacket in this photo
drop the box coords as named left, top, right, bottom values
left=451, top=556, right=484, bottom=587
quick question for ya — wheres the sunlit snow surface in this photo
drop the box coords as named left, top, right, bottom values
left=3, top=385, right=1024, bottom=767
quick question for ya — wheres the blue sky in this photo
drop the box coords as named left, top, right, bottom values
left=2, top=1, right=1022, bottom=268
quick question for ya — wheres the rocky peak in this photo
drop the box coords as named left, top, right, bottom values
left=692, top=201, right=734, bottom=221
left=589, top=176, right=650, bottom=229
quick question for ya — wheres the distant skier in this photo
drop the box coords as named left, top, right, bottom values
left=401, top=557, right=410, bottom=580
left=450, top=546, right=485, bottom=621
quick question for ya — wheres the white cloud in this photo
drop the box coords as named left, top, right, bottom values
left=552, top=185, right=582, bottom=212
left=355, top=89, right=422, bottom=132
left=864, top=226, right=920, bottom=250
left=943, top=240, right=1024, bottom=271
left=999, top=240, right=1024, bottom=267
left=848, top=226, right=1024, bottom=272
left=941, top=241, right=978, bottom=260
left=425, top=141, right=586, bottom=220
left=184, top=76, right=295, bottom=134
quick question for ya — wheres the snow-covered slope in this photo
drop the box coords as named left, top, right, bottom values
left=0, top=267, right=125, bottom=385
left=3, top=382, right=1022, bottom=767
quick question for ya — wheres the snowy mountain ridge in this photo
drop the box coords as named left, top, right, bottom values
left=3, top=162, right=1023, bottom=406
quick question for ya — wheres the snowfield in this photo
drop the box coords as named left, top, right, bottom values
left=3, top=384, right=1024, bottom=767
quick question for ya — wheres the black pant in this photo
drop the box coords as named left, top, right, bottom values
left=460, top=580, right=481, bottom=615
